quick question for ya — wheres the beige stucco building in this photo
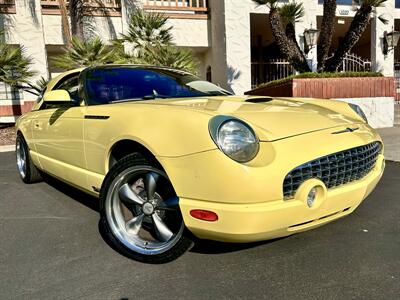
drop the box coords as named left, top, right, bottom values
left=1, top=0, right=400, bottom=123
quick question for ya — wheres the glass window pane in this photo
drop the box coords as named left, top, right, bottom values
left=85, top=67, right=231, bottom=105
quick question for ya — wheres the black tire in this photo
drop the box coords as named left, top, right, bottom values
left=99, top=153, right=193, bottom=264
left=16, top=134, right=42, bottom=184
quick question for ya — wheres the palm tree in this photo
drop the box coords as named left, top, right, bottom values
left=278, top=2, right=305, bottom=58
left=25, top=76, right=49, bottom=96
left=70, top=0, right=85, bottom=39
left=52, top=36, right=114, bottom=70
left=317, top=0, right=336, bottom=71
left=0, top=32, right=35, bottom=86
left=253, top=0, right=310, bottom=73
left=325, top=0, right=388, bottom=72
left=139, top=45, right=199, bottom=74
left=121, top=9, right=173, bottom=54
left=115, top=9, right=198, bottom=73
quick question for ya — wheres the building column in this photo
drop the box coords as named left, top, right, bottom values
left=295, top=0, right=318, bottom=72
left=209, top=0, right=252, bottom=95
left=371, top=0, right=395, bottom=76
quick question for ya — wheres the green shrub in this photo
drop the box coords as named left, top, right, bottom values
left=255, top=71, right=383, bottom=89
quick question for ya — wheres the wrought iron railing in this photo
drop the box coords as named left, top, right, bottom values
left=394, top=61, right=400, bottom=103
left=144, top=0, right=208, bottom=19
left=333, top=53, right=371, bottom=72
left=252, top=53, right=372, bottom=88
left=41, top=0, right=121, bottom=16
left=0, top=0, right=15, bottom=13
left=251, top=59, right=295, bottom=89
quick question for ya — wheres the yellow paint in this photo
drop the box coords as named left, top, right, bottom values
left=16, top=68, right=385, bottom=243
left=43, top=90, right=72, bottom=103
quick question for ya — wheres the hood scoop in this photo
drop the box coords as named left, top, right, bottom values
left=245, top=97, right=273, bottom=103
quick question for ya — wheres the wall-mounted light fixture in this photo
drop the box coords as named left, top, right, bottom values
left=304, top=27, right=320, bottom=54
left=383, top=30, right=400, bottom=55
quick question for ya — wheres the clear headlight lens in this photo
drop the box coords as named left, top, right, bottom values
left=349, top=103, right=368, bottom=123
left=210, top=117, right=259, bottom=163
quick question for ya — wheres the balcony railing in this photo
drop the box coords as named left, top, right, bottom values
left=144, top=0, right=208, bottom=19
left=0, top=0, right=16, bottom=13
left=41, top=0, right=121, bottom=17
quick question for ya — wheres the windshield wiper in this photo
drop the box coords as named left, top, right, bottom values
left=205, top=91, right=232, bottom=96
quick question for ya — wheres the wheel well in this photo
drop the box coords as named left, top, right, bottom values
left=108, top=140, right=163, bottom=171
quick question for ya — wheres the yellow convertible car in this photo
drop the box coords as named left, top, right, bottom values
left=16, top=65, right=385, bottom=263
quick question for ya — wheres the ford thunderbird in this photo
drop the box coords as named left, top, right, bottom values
left=15, top=65, right=385, bottom=263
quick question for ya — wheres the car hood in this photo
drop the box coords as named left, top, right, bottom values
left=121, top=96, right=361, bottom=141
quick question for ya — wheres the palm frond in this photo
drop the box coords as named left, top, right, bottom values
left=278, top=1, right=305, bottom=24
left=52, top=36, right=114, bottom=70
left=0, top=44, right=35, bottom=85
left=136, top=45, right=199, bottom=74
left=121, top=9, right=173, bottom=52
left=25, top=76, right=49, bottom=95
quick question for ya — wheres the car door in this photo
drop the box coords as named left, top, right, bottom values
left=32, top=73, right=88, bottom=189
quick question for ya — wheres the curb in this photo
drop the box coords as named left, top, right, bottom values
left=0, top=145, right=15, bottom=152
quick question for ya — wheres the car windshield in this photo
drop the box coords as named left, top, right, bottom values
left=85, top=67, right=231, bottom=105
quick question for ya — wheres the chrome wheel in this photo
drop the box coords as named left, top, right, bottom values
left=16, top=138, right=27, bottom=178
left=105, top=166, right=184, bottom=256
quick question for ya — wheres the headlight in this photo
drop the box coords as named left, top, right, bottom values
left=349, top=103, right=368, bottom=123
left=209, top=116, right=259, bottom=163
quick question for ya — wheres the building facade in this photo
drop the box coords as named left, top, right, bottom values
left=1, top=0, right=400, bottom=122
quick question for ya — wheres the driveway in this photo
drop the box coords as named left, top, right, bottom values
left=0, top=152, right=399, bottom=299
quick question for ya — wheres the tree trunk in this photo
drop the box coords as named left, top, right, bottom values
left=70, top=0, right=85, bottom=39
left=58, top=0, right=71, bottom=46
left=269, top=8, right=310, bottom=73
left=286, top=22, right=303, bottom=56
left=317, top=0, right=336, bottom=72
left=325, top=5, right=372, bottom=72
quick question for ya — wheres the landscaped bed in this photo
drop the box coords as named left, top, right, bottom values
left=245, top=72, right=393, bottom=99
left=0, top=124, right=16, bottom=146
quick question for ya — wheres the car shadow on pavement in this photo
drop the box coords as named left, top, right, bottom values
left=42, top=173, right=100, bottom=212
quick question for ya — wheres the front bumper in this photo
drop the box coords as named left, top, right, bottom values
left=158, top=124, right=384, bottom=242
left=178, top=155, right=384, bottom=242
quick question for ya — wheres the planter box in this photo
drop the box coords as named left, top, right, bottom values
left=246, top=77, right=396, bottom=128
left=246, top=77, right=395, bottom=99
left=0, top=101, right=36, bottom=123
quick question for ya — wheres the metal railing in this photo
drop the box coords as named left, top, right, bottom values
left=0, top=0, right=15, bottom=13
left=333, top=53, right=371, bottom=72
left=144, top=0, right=208, bottom=19
left=395, top=62, right=400, bottom=103
left=251, top=53, right=372, bottom=88
left=41, top=0, right=122, bottom=16
left=251, top=58, right=295, bottom=89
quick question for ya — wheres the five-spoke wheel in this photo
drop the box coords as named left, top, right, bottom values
left=15, top=134, right=42, bottom=183
left=100, top=153, right=193, bottom=263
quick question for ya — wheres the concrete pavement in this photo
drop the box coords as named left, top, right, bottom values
left=0, top=151, right=399, bottom=299
left=377, top=127, right=400, bottom=162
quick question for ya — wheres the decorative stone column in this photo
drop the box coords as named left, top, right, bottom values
left=371, top=0, right=395, bottom=76
left=209, top=0, right=252, bottom=95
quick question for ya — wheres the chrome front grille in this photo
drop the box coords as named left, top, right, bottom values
left=283, top=142, right=382, bottom=199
